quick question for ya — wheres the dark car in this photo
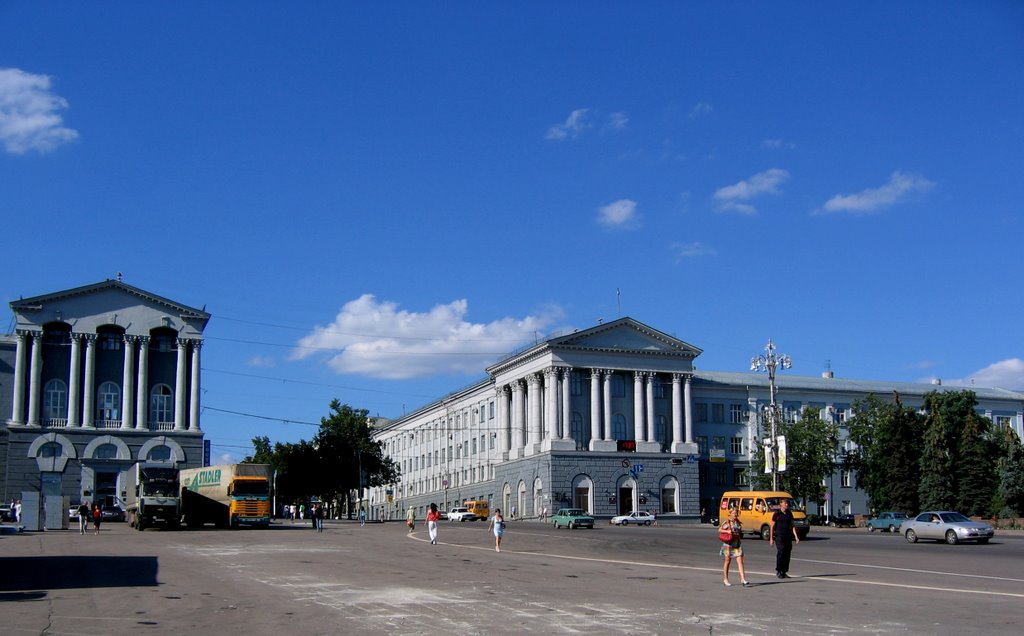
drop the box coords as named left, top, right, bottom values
left=101, top=505, right=125, bottom=522
left=830, top=514, right=857, bottom=528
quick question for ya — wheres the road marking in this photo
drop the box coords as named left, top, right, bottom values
left=795, top=557, right=1024, bottom=583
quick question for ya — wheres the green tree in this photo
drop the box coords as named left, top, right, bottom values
left=956, top=411, right=996, bottom=516
left=846, top=393, right=923, bottom=514
left=748, top=406, right=839, bottom=507
left=996, top=427, right=1024, bottom=516
left=243, top=435, right=275, bottom=465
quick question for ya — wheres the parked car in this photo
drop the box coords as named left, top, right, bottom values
left=101, top=505, right=126, bottom=522
left=447, top=507, right=477, bottom=522
left=866, top=511, right=908, bottom=533
left=830, top=513, right=857, bottom=528
left=551, top=508, right=595, bottom=529
left=902, top=511, right=994, bottom=545
left=610, top=511, right=656, bottom=526
left=68, top=506, right=80, bottom=522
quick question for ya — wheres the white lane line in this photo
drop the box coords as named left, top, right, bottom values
left=412, top=534, right=1024, bottom=599
left=795, top=557, right=1024, bottom=583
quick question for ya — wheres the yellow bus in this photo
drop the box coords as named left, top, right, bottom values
left=464, top=499, right=490, bottom=521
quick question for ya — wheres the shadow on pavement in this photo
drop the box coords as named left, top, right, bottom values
left=0, top=556, right=159, bottom=593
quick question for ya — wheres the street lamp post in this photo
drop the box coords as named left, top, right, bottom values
left=751, top=339, right=791, bottom=491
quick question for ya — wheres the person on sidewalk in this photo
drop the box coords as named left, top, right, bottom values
left=770, top=498, right=800, bottom=578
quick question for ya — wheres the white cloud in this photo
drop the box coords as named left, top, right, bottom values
left=688, top=101, right=712, bottom=119
left=246, top=355, right=276, bottom=368
left=546, top=108, right=590, bottom=140
left=671, top=241, right=717, bottom=261
left=941, top=358, right=1024, bottom=391
left=605, top=111, right=629, bottom=131
left=713, top=168, right=790, bottom=215
left=818, top=171, right=935, bottom=215
left=0, top=68, right=79, bottom=154
left=597, top=199, right=639, bottom=229
left=292, top=295, right=561, bottom=379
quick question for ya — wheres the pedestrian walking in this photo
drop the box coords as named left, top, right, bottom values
left=359, top=508, right=366, bottom=526
left=488, top=508, right=505, bottom=552
left=313, top=503, right=323, bottom=532
left=718, top=508, right=749, bottom=586
left=406, top=506, right=416, bottom=532
left=91, top=503, right=102, bottom=535
left=14, top=499, right=22, bottom=524
left=77, top=501, right=90, bottom=535
left=770, top=498, right=800, bottom=578
left=510, top=505, right=516, bottom=520
left=426, top=503, right=441, bottom=544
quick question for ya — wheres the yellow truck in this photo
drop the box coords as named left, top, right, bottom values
left=180, top=463, right=272, bottom=528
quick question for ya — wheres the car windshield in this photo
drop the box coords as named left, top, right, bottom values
left=893, top=512, right=907, bottom=519
left=764, top=497, right=802, bottom=512
left=565, top=509, right=585, bottom=515
left=940, top=512, right=970, bottom=523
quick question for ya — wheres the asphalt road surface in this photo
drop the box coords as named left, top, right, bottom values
left=2, top=519, right=1022, bottom=635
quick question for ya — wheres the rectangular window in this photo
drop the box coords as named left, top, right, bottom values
left=696, top=436, right=708, bottom=456
left=712, top=436, right=726, bottom=452
left=715, top=467, right=727, bottom=486
left=654, top=381, right=665, bottom=399
left=735, top=469, right=749, bottom=486
left=995, top=415, right=1012, bottom=430
left=101, top=334, right=122, bottom=351
left=696, top=403, right=708, bottom=423
left=472, top=438, right=477, bottom=455
left=570, top=372, right=582, bottom=396
left=711, top=403, right=725, bottom=423
left=730, top=436, right=743, bottom=455
left=489, top=434, right=495, bottom=450
left=841, top=470, right=852, bottom=488
left=489, top=401, right=495, bottom=419
left=729, top=404, right=745, bottom=424
left=783, top=401, right=801, bottom=423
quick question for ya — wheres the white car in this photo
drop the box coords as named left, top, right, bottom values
left=611, top=511, right=656, bottom=526
left=447, top=507, right=477, bottom=522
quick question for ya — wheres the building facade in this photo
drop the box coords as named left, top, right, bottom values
left=369, top=317, right=1024, bottom=523
left=1, top=280, right=209, bottom=527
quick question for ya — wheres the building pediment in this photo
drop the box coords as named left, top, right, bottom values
left=547, top=317, right=702, bottom=357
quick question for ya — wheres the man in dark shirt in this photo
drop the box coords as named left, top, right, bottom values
left=770, top=499, right=801, bottom=578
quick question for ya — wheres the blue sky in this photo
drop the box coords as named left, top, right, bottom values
left=3, top=2, right=1022, bottom=463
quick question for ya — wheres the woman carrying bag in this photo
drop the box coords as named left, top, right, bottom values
left=719, top=508, right=749, bottom=586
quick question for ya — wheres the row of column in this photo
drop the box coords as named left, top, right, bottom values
left=493, top=367, right=693, bottom=455
left=11, top=330, right=202, bottom=432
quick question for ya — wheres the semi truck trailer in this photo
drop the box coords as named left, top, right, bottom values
left=123, top=462, right=181, bottom=530
left=179, top=463, right=272, bottom=528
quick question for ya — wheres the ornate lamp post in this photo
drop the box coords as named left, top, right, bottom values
left=751, top=339, right=791, bottom=491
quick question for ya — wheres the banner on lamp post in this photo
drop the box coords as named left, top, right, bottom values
left=763, top=438, right=774, bottom=474
left=776, top=435, right=787, bottom=473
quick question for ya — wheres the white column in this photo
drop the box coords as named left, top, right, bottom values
left=544, top=368, right=558, bottom=441
left=511, top=380, right=525, bottom=452
left=646, top=373, right=656, bottom=443
left=527, top=373, right=543, bottom=450
left=633, top=371, right=645, bottom=442
left=684, top=374, right=693, bottom=443
left=496, top=386, right=510, bottom=455
left=68, top=333, right=82, bottom=426
left=82, top=335, right=96, bottom=428
left=671, top=374, right=683, bottom=446
left=174, top=338, right=188, bottom=431
left=135, top=336, right=150, bottom=429
left=12, top=331, right=27, bottom=424
left=28, top=331, right=43, bottom=426
left=561, top=368, right=572, bottom=442
left=603, top=371, right=613, bottom=441
left=120, top=335, right=136, bottom=429
left=590, top=368, right=602, bottom=443
left=190, top=340, right=202, bottom=431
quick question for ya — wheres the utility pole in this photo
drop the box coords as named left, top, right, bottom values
left=751, top=339, right=791, bottom=491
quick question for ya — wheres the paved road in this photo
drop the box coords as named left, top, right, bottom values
left=2, top=519, right=1022, bottom=634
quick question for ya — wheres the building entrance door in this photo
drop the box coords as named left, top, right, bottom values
left=618, top=486, right=633, bottom=515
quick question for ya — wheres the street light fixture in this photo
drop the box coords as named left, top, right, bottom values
left=750, top=339, right=791, bottom=491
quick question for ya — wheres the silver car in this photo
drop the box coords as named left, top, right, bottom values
left=902, top=511, right=994, bottom=545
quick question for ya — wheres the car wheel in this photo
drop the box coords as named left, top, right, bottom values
left=644, top=520, right=651, bottom=526
left=570, top=522, right=576, bottom=530
left=553, top=521, right=558, bottom=529
left=945, top=530, right=959, bottom=545
left=868, top=525, right=875, bottom=532
left=888, top=524, right=897, bottom=533
left=622, top=520, right=628, bottom=526
left=761, top=525, right=771, bottom=541
left=905, top=529, right=917, bottom=543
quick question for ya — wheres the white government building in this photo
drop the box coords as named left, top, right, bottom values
left=368, top=317, right=1024, bottom=522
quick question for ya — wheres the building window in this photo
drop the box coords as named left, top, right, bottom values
left=661, top=485, right=676, bottom=513
left=147, top=446, right=172, bottom=461
left=696, top=436, right=708, bottom=456
left=570, top=372, right=582, bottom=396
left=696, top=403, right=708, bottom=423
left=841, top=470, right=852, bottom=488
left=489, top=434, right=495, bottom=450
left=995, top=415, right=1012, bottom=431
left=711, top=403, right=724, bottom=423
left=150, top=384, right=173, bottom=423
left=40, top=442, right=63, bottom=458
left=97, top=381, right=120, bottom=421
left=654, top=381, right=665, bottom=399
left=656, top=415, right=668, bottom=449
left=730, top=436, right=743, bottom=456
left=715, top=468, right=727, bottom=486
left=489, top=401, right=495, bottom=419
left=612, top=414, right=628, bottom=440
left=783, top=402, right=801, bottom=423
left=611, top=374, right=625, bottom=398
left=571, top=412, right=586, bottom=442
left=44, top=379, right=68, bottom=420
left=94, top=443, right=118, bottom=459
left=100, top=332, right=122, bottom=351
left=471, top=438, right=477, bottom=455
left=729, top=404, right=745, bottom=424
left=734, top=468, right=749, bottom=486
left=151, top=334, right=175, bottom=353
left=712, top=436, right=726, bottom=452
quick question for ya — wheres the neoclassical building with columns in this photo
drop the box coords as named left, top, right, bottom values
left=368, top=317, right=1024, bottom=522
left=0, top=279, right=208, bottom=525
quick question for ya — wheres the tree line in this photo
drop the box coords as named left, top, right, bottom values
left=243, top=400, right=399, bottom=517
left=751, top=389, right=1024, bottom=518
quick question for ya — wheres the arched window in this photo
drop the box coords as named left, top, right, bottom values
left=612, top=413, right=628, bottom=440
left=150, top=384, right=174, bottom=423
left=147, top=445, right=172, bottom=461
left=94, top=443, right=119, bottom=459
left=40, top=442, right=64, bottom=458
left=97, top=381, right=120, bottom=421
left=44, top=379, right=68, bottom=420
